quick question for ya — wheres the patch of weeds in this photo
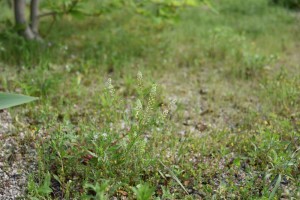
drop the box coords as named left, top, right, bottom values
left=220, top=0, right=269, bottom=16
left=0, top=30, right=58, bottom=67
left=235, top=127, right=299, bottom=198
left=27, top=172, right=53, bottom=199
left=18, top=66, right=63, bottom=97
left=82, top=181, right=109, bottom=200
left=206, top=27, right=246, bottom=61
left=27, top=72, right=172, bottom=199
left=169, top=115, right=300, bottom=199
left=234, top=52, right=277, bottom=79
left=206, top=26, right=278, bottom=79
left=132, top=183, right=155, bottom=200
left=260, top=70, right=300, bottom=115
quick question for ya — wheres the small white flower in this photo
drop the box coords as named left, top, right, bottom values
left=105, top=78, right=115, bottom=96
left=135, top=99, right=143, bottom=119
left=93, top=133, right=99, bottom=140
left=150, top=84, right=157, bottom=95
left=137, top=71, right=143, bottom=87
left=169, top=98, right=177, bottom=111
left=102, top=132, right=108, bottom=138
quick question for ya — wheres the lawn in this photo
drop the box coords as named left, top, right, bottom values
left=0, top=0, right=299, bottom=199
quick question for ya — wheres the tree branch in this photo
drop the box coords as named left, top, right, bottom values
left=38, top=11, right=58, bottom=19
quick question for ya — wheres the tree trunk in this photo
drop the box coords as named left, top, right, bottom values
left=30, top=0, right=39, bottom=36
left=13, top=0, right=41, bottom=40
left=13, top=0, right=35, bottom=40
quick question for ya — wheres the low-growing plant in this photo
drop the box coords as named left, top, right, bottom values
left=27, top=172, right=53, bottom=199
left=132, top=183, right=155, bottom=200
left=83, top=181, right=109, bottom=200
left=205, top=26, right=279, bottom=79
left=260, top=70, right=300, bottom=115
left=28, top=72, right=173, bottom=198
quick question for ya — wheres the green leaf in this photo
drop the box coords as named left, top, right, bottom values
left=233, top=158, right=241, bottom=167
left=38, top=172, right=53, bottom=196
left=269, top=174, right=281, bottom=199
left=132, top=183, right=155, bottom=200
left=159, top=160, right=189, bottom=195
left=0, top=92, right=37, bottom=110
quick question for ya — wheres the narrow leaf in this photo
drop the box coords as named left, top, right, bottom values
left=159, top=160, right=189, bottom=195
left=0, top=92, right=37, bottom=110
left=269, top=174, right=281, bottom=199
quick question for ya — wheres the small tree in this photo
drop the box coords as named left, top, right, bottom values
left=12, top=0, right=204, bottom=40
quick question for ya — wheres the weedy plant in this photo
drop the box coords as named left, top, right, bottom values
left=27, top=72, right=174, bottom=199
left=132, top=183, right=155, bottom=200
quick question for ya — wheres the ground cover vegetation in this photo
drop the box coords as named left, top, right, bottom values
left=0, top=0, right=299, bottom=199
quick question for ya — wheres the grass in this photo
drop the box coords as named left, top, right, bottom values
left=0, top=0, right=299, bottom=199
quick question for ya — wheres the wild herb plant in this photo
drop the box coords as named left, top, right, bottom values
left=27, top=72, right=173, bottom=199
left=132, top=183, right=155, bottom=200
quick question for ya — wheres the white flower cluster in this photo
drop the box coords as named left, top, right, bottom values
left=162, top=98, right=177, bottom=119
left=143, top=84, right=157, bottom=125
left=135, top=99, right=143, bottom=119
left=137, top=71, right=143, bottom=87
left=105, top=78, right=115, bottom=96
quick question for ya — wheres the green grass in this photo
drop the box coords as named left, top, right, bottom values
left=0, top=0, right=299, bottom=199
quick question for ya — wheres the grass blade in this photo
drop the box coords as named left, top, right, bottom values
left=159, top=160, right=189, bottom=195
left=269, top=174, right=281, bottom=200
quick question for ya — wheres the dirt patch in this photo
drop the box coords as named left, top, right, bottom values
left=0, top=110, right=37, bottom=199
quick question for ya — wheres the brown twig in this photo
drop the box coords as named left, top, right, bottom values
left=43, top=15, right=56, bottom=38
left=38, top=11, right=57, bottom=19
